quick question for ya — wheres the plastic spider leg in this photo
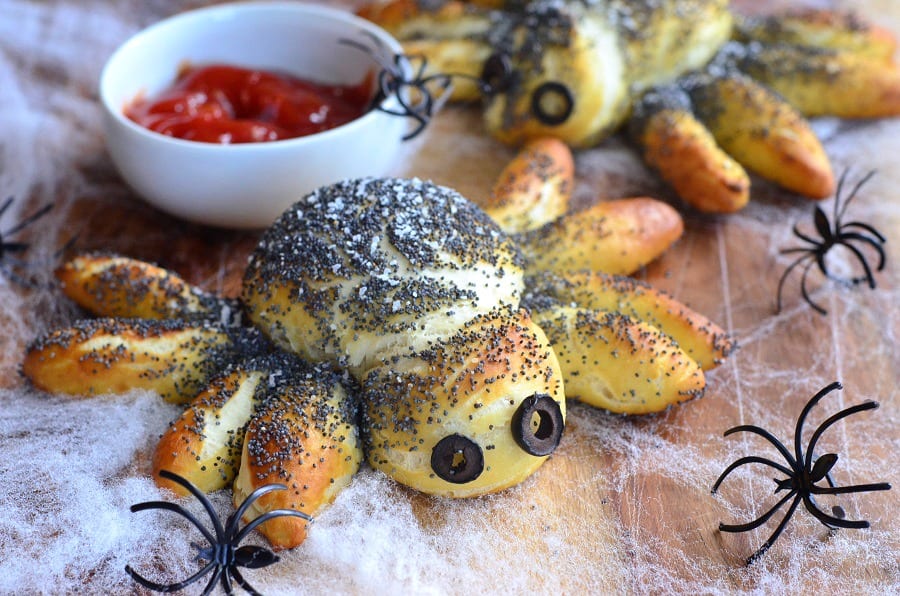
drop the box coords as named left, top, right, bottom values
left=1, top=201, right=53, bottom=238
left=834, top=170, right=877, bottom=224
left=711, top=456, right=794, bottom=494
left=201, top=565, right=226, bottom=596
left=125, top=559, right=217, bottom=593
left=801, top=494, right=871, bottom=530
left=840, top=221, right=887, bottom=246
left=814, top=239, right=875, bottom=288
left=230, top=567, right=263, bottom=596
left=0, top=241, right=30, bottom=255
left=836, top=232, right=887, bottom=279
left=0, top=196, right=13, bottom=218
left=719, top=488, right=798, bottom=534
left=804, top=399, right=880, bottom=469
left=776, top=253, right=815, bottom=313
left=745, top=495, right=803, bottom=566
left=792, top=381, right=841, bottom=461
left=813, top=481, right=893, bottom=497
left=785, top=222, right=823, bottom=248
left=798, top=256, right=827, bottom=315
left=158, top=469, right=227, bottom=542
left=130, top=500, right=218, bottom=546
left=723, top=425, right=798, bottom=468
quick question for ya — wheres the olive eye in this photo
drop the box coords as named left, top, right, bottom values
left=480, top=52, right=513, bottom=95
left=511, top=393, right=564, bottom=456
left=530, top=82, right=574, bottom=125
left=431, top=434, right=484, bottom=483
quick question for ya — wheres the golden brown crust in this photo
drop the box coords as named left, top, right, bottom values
left=688, top=73, right=835, bottom=199
left=524, top=270, right=735, bottom=371
left=154, top=368, right=266, bottom=495
left=636, top=108, right=749, bottom=213
left=735, top=10, right=898, bottom=62
left=22, top=318, right=232, bottom=404
left=516, top=198, right=684, bottom=276
left=232, top=373, right=361, bottom=549
left=482, top=137, right=574, bottom=233
left=734, top=43, right=900, bottom=120
left=357, top=0, right=490, bottom=101
left=55, top=254, right=214, bottom=320
left=533, top=306, right=705, bottom=414
left=363, top=307, right=565, bottom=497
left=357, top=0, right=467, bottom=31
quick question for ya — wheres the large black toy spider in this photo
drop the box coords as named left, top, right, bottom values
left=126, top=469, right=312, bottom=595
left=776, top=171, right=887, bottom=316
left=712, top=381, right=891, bottom=565
left=0, top=196, right=54, bottom=287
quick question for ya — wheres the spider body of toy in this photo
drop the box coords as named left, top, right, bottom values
left=126, top=470, right=311, bottom=595
left=776, top=171, right=887, bottom=315
left=712, top=381, right=891, bottom=565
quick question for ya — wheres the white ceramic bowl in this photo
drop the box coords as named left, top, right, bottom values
left=100, top=2, right=408, bottom=229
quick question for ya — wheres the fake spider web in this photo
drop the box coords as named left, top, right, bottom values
left=0, top=0, right=897, bottom=594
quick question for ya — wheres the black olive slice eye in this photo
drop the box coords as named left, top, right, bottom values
left=431, top=434, right=484, bottom=483
left=480, top=52, right=513, bottom=95
left=511, top=393, right=563, bottom=456
left=530, top=82, right=574, bottom=125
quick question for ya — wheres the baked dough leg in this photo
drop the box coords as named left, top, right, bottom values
left=55, top=253, right=237, bottom=321
left=516, top=198, right=684, bottom=276
left=524, top=270, right=735, bottom=371
left=232, top=365, right=362, bottom=549
left=22, top=318, right=234, bottom=404
left=532, top=306, right=705, bottom=415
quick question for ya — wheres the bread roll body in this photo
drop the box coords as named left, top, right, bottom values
left=243, top=178, right=525, bottom=375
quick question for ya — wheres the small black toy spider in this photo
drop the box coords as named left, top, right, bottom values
left=712, top=381, right=891, bottom=565
left=126, top=469, right=312, bottom=595
left=0, top=196, right=54, bottom=287
left=340, top=35, right=454, bottom=140
left=776, top=171, right=887, bottom=315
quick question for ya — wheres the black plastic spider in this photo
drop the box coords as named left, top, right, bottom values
left=340, top=35, right=454, bottom=140
left=126, top=469, right=312, bottom=595
left=0, top=196, right=54, bottom=287
left=776, top=171, right=887, bottom=315
left=712, top=381, right=891, bottom=565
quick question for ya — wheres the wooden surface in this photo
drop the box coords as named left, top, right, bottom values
left=1, top=0, right=898, bottom=593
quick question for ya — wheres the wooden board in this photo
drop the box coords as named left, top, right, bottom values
left=0, top=0, right=897, bottom=593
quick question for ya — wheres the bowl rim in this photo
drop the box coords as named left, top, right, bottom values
left=99, top=1, right=407, bottom=152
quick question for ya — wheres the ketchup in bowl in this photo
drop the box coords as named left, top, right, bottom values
left=126, top=64, right=373, bottom=144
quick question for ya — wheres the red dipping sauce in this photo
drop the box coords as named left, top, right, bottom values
left=126, top=64, right=373, bottom=144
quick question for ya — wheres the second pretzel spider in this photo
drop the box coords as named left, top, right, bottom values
left=776, top=171, right=887, bottom=315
